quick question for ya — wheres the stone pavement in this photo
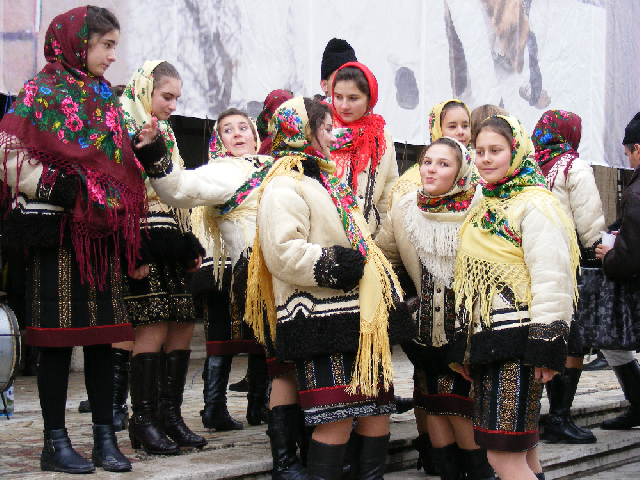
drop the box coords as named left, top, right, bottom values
left=1, top=325, right=638, bottom=479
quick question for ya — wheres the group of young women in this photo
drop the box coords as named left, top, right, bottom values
left=0, top=5, right=602, bottom=480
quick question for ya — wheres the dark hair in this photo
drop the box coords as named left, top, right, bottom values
left=152, top=62, right=182, bottom=91
left=333, top=66, right=370, bottom=98
left=111, top=84, right=126, bottom=97
left=303, top=97, right=332, bottom=143
left=420, top=137, right=463, bottom=169
left=624, top=143, right=639, bottom=153
left=470, top=104, right=508, bottom=147
left=86, top=6, right=120, bottom=39
left=476, top=116, right=513, bottom=149
left=216, top=108, right=258, bottom=143
left=439, top=101, right=468, bottom=126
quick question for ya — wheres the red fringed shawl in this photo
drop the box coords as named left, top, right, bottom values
left=331, top=62, right=387, bottom=193
left=0, top=6, right=146, bottom=289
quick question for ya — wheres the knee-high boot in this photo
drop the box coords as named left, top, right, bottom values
left=601, top=359, right=640, bottom=429
left=352, top=433, right=389, bottom=480
left=307, top=438, right=348, bottom=480
left=461, top=448, right=495, bottom=480
left=268, top=404, right=307, bottom=479
left=430, top=443, right=465, bottom=480
left=246, top=353, right=268, bottom=426
left=158, top=350, right=208, bottom=448
left=201, top=355, right=243, bottom=430
left=112, top=348, right=130, bottom=432
left=128, top=352, right=179, bottom=455
left=542, top=368, right=596, bottom=443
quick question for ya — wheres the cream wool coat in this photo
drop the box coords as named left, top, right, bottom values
left=546, top=157, right=606, bottom=249
left=149, top=154, right=271, bottom=266
left=336, top=129, right=399, bottom=235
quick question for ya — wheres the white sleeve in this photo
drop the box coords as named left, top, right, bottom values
left=567, top=160, right=606, bottom=248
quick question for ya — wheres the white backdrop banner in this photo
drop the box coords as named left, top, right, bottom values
left=2, top=0, right=638, bottom=167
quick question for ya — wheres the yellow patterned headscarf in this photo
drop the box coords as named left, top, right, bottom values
left=245, top=97, right=401, bottom=397
left=121, top=60, right=185, bottom=200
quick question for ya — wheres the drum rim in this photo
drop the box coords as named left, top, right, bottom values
left=0, top=303, right=20, bottom=394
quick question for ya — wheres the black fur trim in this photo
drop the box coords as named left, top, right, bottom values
left=402, top=341, right=451, bottom=374
left=276, top=310, right=361, bottom=362
left=467, top=325, right=529, bottom=364
left=388, top=301, right=416, bottom=345
left=1, top=209, right=67, bottom=249
left=314, top=245, right=365, bottom=291
left=300, top=158, right=322, bottom=182
left=133, top=132, right=169, bottom=177
left=522, top=321, right=569, bottom=373
left=36, top=170, right=79, bottom=208
left=446, top=331, right=470, bottom=366
left=189, top=264, right=216, bottom=299
left=183, top=232, right=206, bottom=259
left=144, top=227, right=199, bottom=264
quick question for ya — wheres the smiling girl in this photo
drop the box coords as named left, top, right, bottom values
left=376, top=137, right=494, bottom=480
left=452, top=115, right=579, bottom=480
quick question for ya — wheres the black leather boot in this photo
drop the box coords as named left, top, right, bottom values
left=601, top=359, right=640, bottom=430
left=461, top=447, right=496, bottom=480
left=307, top=438, right=348, bottom=480
left=112, top=348, right=130, bottom=432
left=128, top=352, right=179, bottom=455
left=201, top=355, right=243, bottom=430
left=583, top=351, right=609, bottom=371
left=40, top=428, right=96, bottom=474
left=92, top=424, right=132, bottom=472
left=430, top=443, right=465, bottom=480
left=352, top=433, right=389, bottom=480
left=542, top=368, right=596, bottom=443
left=158, top=350, right=207, bottom=448
left=412, top=433, right=438, bottom=475
left=246, top=353, right=269, bottom=426
left=394, top=396, right=414, bottom=414
left=268, top=404, right=307, bottom=479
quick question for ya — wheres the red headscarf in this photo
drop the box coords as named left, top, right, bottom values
left=531, top=110, right=581, bottom=189
left=0, top=6, right=146, bottom=288
left=257, top=89, right=293, bottom=155
left=330, top=62, right=386, bottom=193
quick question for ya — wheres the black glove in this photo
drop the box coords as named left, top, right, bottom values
left=37, top=170, right=78, bottom=208
left=314, top=245, right=365, bottom=292
left=132, top=131, right=169, bottom=177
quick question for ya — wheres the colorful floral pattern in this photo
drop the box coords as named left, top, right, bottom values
left=531, top=109, right=581, bottom=179
left=214, top=158, right=273, bottom=216
left=320, top=171, right=368, bottom=258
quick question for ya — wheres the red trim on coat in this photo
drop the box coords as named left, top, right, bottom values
left=473, top=427, right=539, bottom=452
left=299, top=384, right=395, bottom=409
left=26, top=324, right=134, bottom=347
left=414, top=390, right=473, bottom=418
left=205, top=339, right=263, bottom=356
left=267, top=357, right=296, bottom=379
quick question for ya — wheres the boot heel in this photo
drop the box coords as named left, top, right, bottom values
left=129, top=433, right=141, bottom=450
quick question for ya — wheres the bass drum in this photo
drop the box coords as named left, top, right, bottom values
left=0, top=302, right=20, bottom=394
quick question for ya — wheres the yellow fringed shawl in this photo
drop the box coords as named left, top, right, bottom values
left=454, top=187, right=580, bottom=327
left=245, top=153, right=401, bottom=397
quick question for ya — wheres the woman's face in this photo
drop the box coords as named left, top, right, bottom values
left=333, top=80, right=369, bottom=123
left=441, top=106, right=471, bottom=146
left=86, top=29, right=119, bottom=77
left=311, top=113, right=336, bottom=159
left=419, top=144, right=460, bottom=196
left=151, top=78, right=182, bottom=121
left=219, top=114, right=257, bottom=156
left=475, top=130, right=512, bottom=184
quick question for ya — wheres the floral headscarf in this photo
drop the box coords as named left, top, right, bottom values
left=330, top=62, right=386, bottom=193
left=269, top=97, right=326, bottom=163
left=121, top=60, right=184, bottom=197
left=257, top=89, right=293, bottom=154
left=479, top=115, right=547, bottom=200
left=0, top=6, right=146, bottom=288
left=417, top=137, right=475, bottom=214
left=428, top=99, right=471, bottom=143
left=531, top=110, right=581, bottom=186
left=248, top=96, right=401, bottom=397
